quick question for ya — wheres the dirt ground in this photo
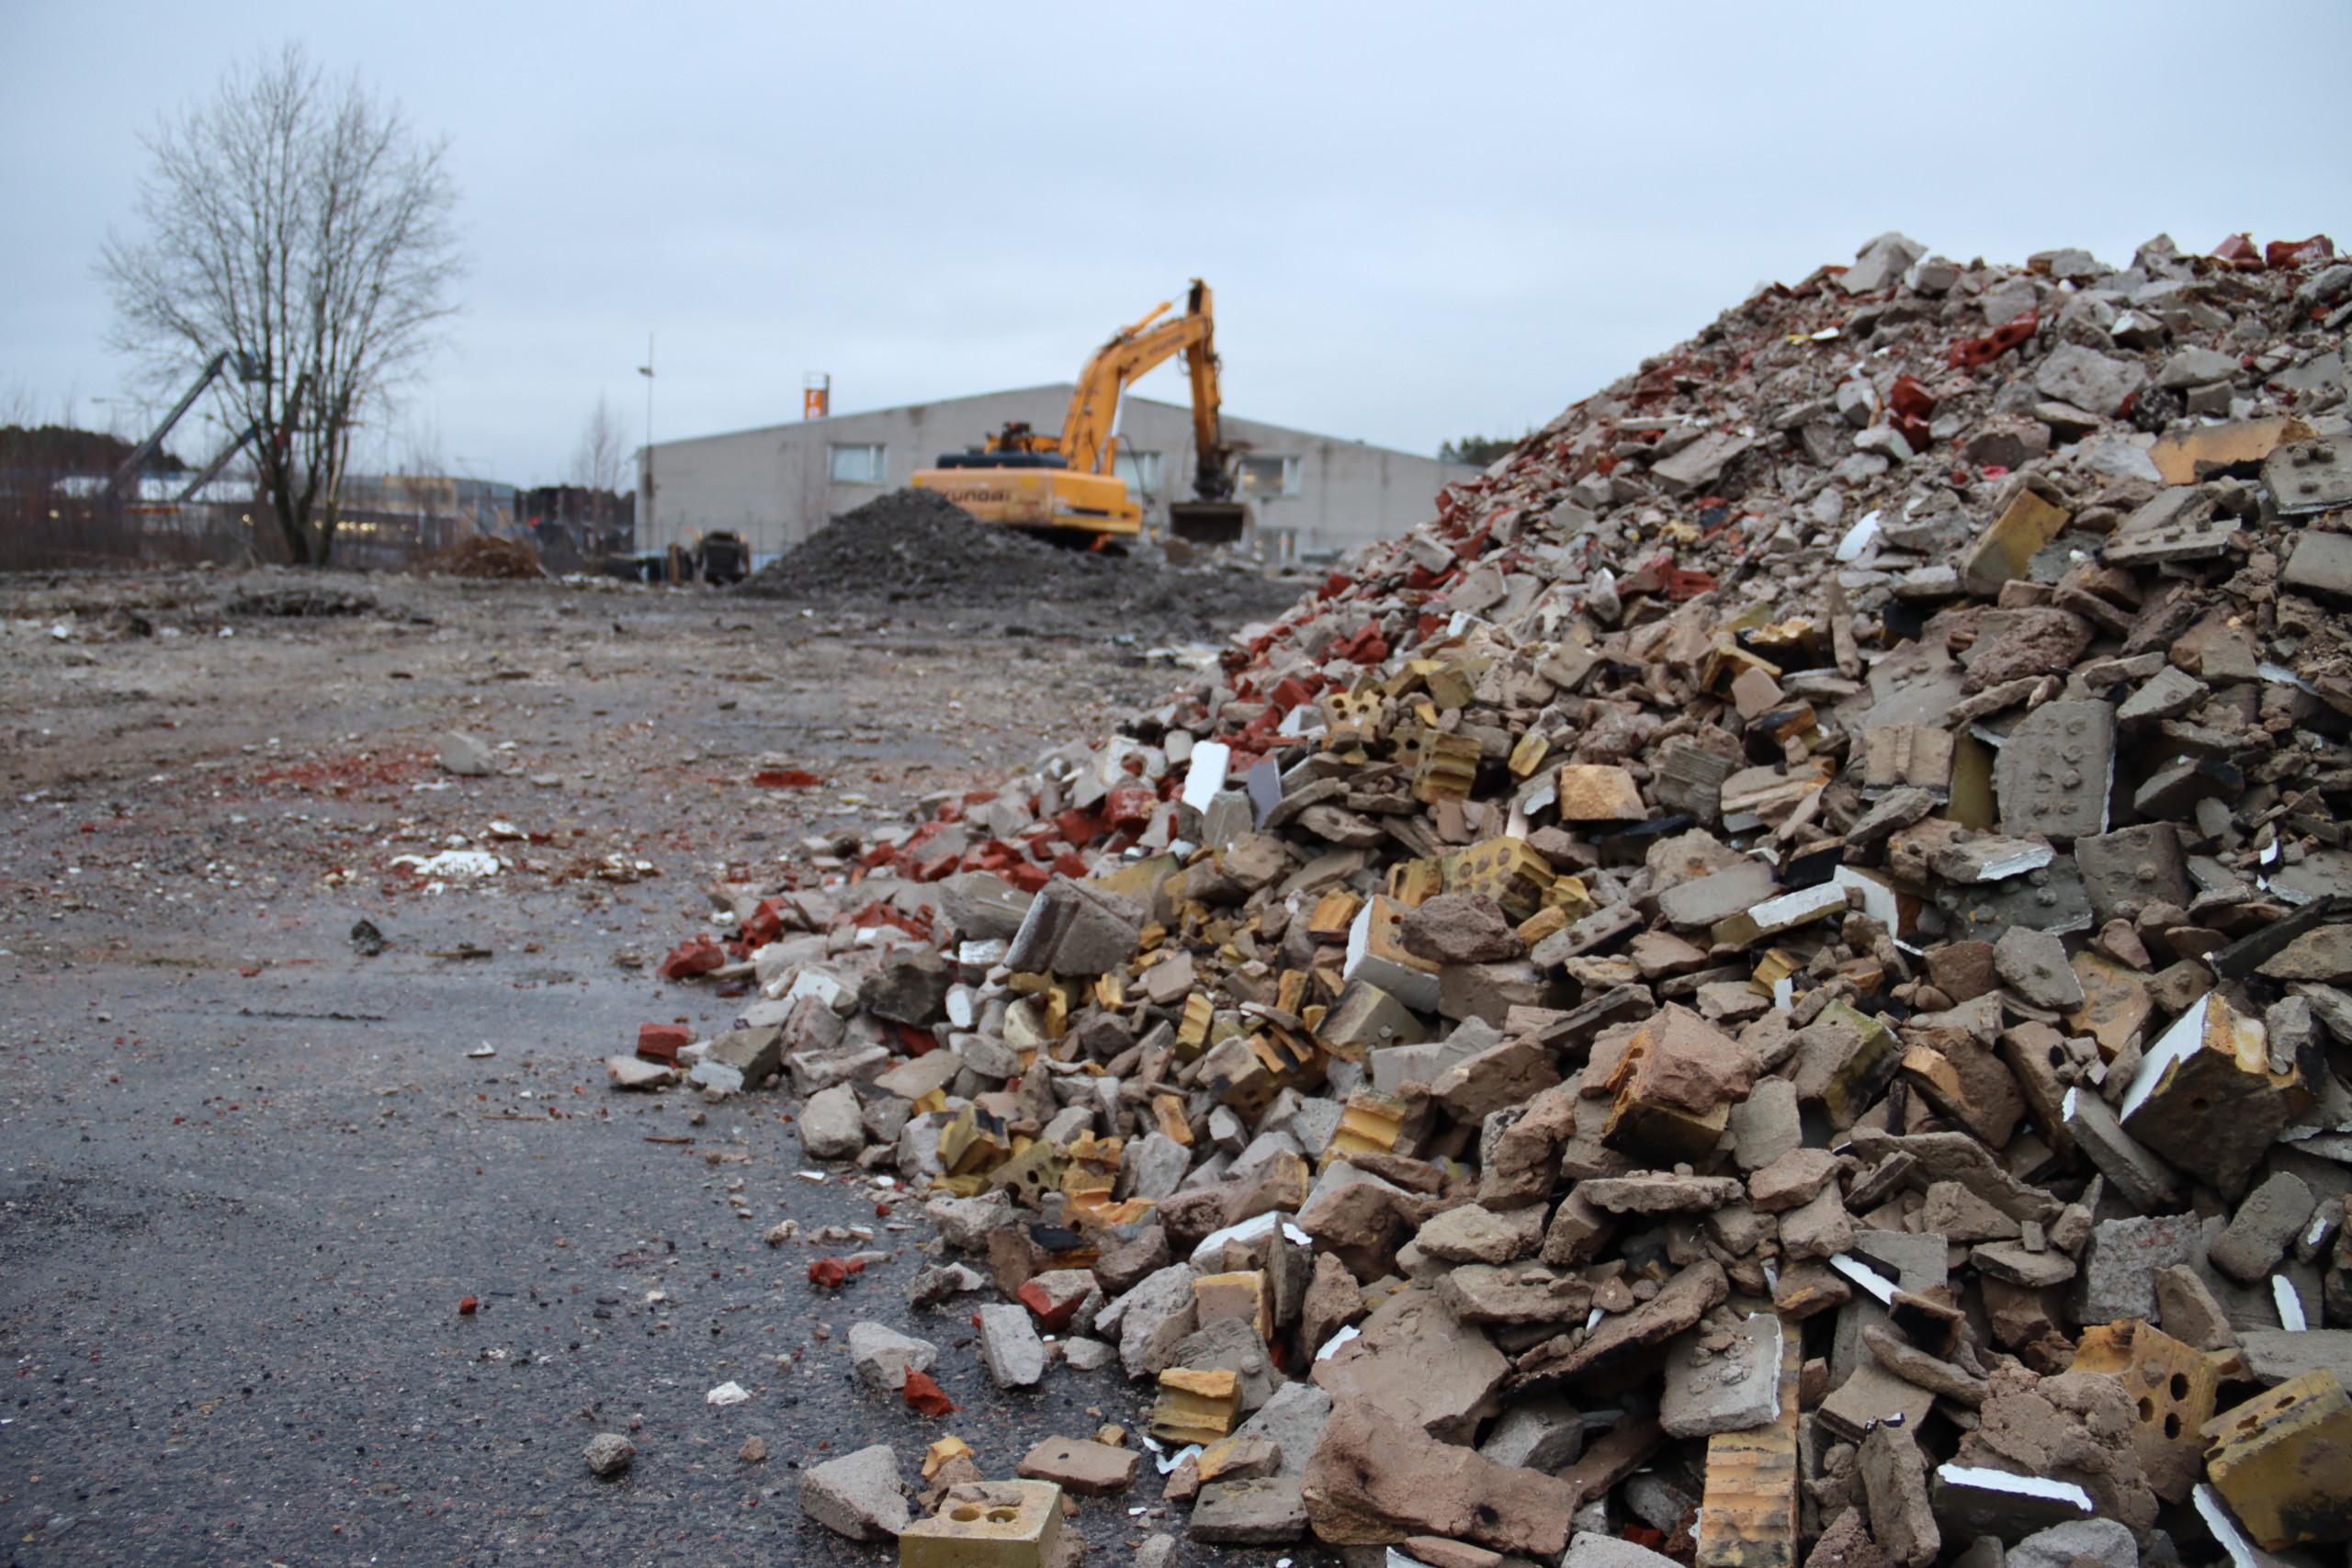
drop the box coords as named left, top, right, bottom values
left=0, top=561, right=1318, bottom=1566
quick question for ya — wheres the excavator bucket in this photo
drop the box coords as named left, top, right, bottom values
left=1168, top=501, right=1249, bottom=546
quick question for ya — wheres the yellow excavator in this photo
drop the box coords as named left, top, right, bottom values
left=911, top=279, right=1248, bottom=546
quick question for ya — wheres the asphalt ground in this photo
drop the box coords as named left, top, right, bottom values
left=0, top=569, right=1323, bottom=1567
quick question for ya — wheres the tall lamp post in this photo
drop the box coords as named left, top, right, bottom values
left=637, top=334, right=655, bottom=553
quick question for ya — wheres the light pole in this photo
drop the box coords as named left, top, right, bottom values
left=637, top=334, right=656, bottom=551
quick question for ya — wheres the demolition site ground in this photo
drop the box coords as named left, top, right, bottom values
left=0, top=561, right=1298, bottom=1567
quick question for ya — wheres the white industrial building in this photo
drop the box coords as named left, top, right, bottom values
left=638, top=384, right=1476, bottom=563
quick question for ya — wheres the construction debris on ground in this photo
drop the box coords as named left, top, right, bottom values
left=626, top=230, right=2352, bottom=1568
left=736, top=486, right=1309, bottom=643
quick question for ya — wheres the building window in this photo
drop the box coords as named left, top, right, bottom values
left=829, top=443, right=886, bottom=484
left=1114, top=449, right=1163, bottom=499
left=1238, top=455, right=1301, bottom=498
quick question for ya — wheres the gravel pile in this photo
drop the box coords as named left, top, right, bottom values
left=737, top=487, right=1303, bottom=641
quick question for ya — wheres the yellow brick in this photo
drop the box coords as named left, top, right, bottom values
left=899, top=1480, right=1064, bottom=1568
left=1516, top=904, right=1569, bottom=946
left=1151, top=1094, right=1193, bottom=1146
left=1385, top=858, right=1443, bottom=907
left=1555, top=763, right=1645, bottom=820
left=1320, top=689, right=1384, bottom=750
left=2072, top=1320, right=2219, bottom=1504
left=2202, top=1370, right=2352, bottom=1550
left=1151, top=1367, right=1242, bottom=1447
left=922, top=1435, right=975, bottom=1478
left=1327, top=1089, right=1408, bottom=1165
left=1958, top=490, right=2071, bottom=596
left=939, top=1101, right=1012, bottom=1178
left=1412, top=732, right=1482, bottom=803
left=1544, top=874, right=1596, bottom=924
left=1308, top=889, right=1363, bottom=942
left=1275, top=968, right=1307, bottom=1016
left=1177, top=993, right=1215, bottom=1054
left=1441, top=835, right=1557, bottom=922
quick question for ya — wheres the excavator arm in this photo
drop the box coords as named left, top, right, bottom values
left=910, top=279, right=1244, bottom=543
left=1059, top=279, right=1246, bottom=541
left=1182, top=281, right=1235, bottom=505
left=1059, top=284, right=1208, bottom=476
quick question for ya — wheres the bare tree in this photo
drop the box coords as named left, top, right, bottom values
left=97, top=42, right=464, bottom=565
left=572, top=394, right=626, bottom=495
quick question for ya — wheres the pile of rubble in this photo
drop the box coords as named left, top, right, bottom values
left=627, top=230, right=2352, bottom=1568
left=736, top=485, right=1306, bottom=641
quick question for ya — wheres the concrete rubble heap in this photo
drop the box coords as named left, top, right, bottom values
left=643, top=231, right=2352, bottom=1568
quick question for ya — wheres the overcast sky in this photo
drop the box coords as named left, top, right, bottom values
left=6, top=0, right=2348, bottom=489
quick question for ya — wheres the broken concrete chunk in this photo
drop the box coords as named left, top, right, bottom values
left=799, top=1083, right=867, bottom=1159
left=1189, top=1475, right=1308, bottom=1544
left=1581, top=1173, right=1747, bottom=1214
left=1312, top=1288, right=1507, bottom=1442
left=977, top=1302, right=1049, bottom=1389
left=2154, top=1264, right=2238, bottom=1351
left=1300, top=1395, right=1581, bottom=1557
left=1661, top=1314, right=1783, bottom=1438
left=1860, top=1420, right=1940, bottom=1568
left=2006, top=1517, right=2136, bottom=1568
left=2121, top=992, right=2310, bottom=1196
left=1510, top=1260, right=1727, bottom=1393
left=1479, top=1392, right=1587, bottom=1470
left=2210, top=1172, right=2317, bottom=1283
left=798, top=1442, right=909, bottom=1540
left=1016, top=1435, right=1138, bottom=1496
left=583, top=1431, right=636, bottom=1477
left=1004, top=874, right=1145, bottom=976
left=847, top=1321, right=939, bottom=1394
left=1992, top=927, right=2085, bottom=1010
left=1992, top=700, right=2113, bottom=843
left=1416, top=1202, right=1546, bottom=1264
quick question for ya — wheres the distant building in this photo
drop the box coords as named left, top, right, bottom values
left=639, top=384, right=1475, bottom=563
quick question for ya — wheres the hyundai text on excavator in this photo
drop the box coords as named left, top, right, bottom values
left=910, top=279, right=1249, bottom=547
